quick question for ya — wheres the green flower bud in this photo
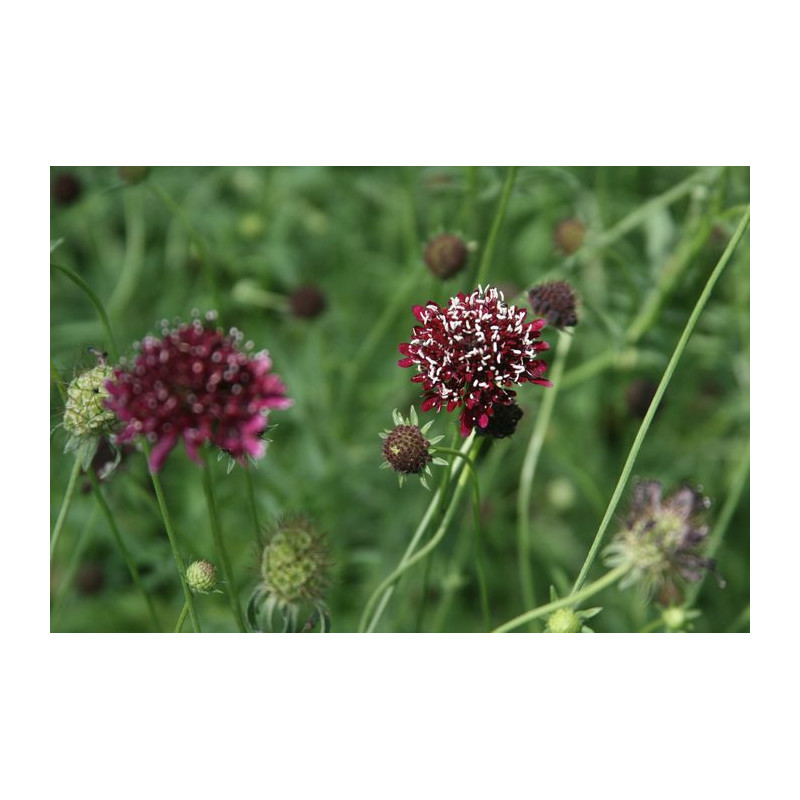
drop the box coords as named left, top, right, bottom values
left=545, top=608, right=583, bottom=633
left=186, top=560, right=218, bottom=593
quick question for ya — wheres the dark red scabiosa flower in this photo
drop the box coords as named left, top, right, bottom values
left=105, top=313, right=291, bottom=472
left=398, top=286, right=552, bottom=437
left=604, top=480, right=723, bottom=597
left=528, top=280, right=579, bottom=329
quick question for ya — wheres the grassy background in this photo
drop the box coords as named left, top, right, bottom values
left=49, top=165, right=749, bottom=633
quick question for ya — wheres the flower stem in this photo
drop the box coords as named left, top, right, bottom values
left=359, top=433, right=475, bottom=632
left=475, top=166, right=518, bottom=286
left=493, top=563, right=630, bottom=633
left=50, top=262, right=119, bottom=361
left=143, top=442, right=201, bottom=632
left=51, top=457, right=82, bottom=562
left=435, top=445, right=489, bottom=629
left=363, top=443, right=479, bottom=632
left=245, top=468, right=261, bottom=536
left=148, top=182, right=221, bottom=312
left=517, top=329, right=573, bottom=618
left=570, top=205, right=750, bottom=595
left=201, top=450, right=246, bottom=632
left=88, top=470, right=162, bottom=632
left=174, top=602, right=189, bottom=633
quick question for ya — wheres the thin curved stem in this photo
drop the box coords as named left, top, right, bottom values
left=363, top=445, right=479, bottom=632
left=202, top=450, right=246, bottom=632
left=88, top=470, right=161, bottom=632
left=435, top=444, right=489, bottom=629
left=570, top=206, right=750, bottom=595
left=493, top=563, right=630, bottom=633
left=245, top=469, right=261, bottom=537
left=51, top=457, right=82, bottom=561
left=517, top=329, right=573, bottom=616
left=143, top=442, right=201, bottom=632
left=475, top=166, right=518, bottom=286
left=359, top=433, right=474, bottom=632
left=50, top=262, right=119, bottom=360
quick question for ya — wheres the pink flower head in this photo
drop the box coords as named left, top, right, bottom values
left=398, top=285, right=552, bottom=436
left=105, top=314, right=291, bottom=471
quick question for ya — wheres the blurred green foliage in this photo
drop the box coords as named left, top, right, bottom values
left=50, top=166, right=749, bottom=632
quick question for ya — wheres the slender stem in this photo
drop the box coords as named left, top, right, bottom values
left=148, top=182, right=221, bottom=311
left=88, top=470, right=161, bottom=632
left=174, top=602, right=189, bottom=633
left=475, top=166, right=518, bottom=286
left=202, top=450, right=246, bottom=632
left=143, top=442, right=201, bottom=632
left=493, top=563, right=630, bottom=633
left=245, top=469, right=261, bottom=536
left=570, top=206, right=750, bottom=595
left=51, top=457, right=82, bottom=561
left=581, top=167, right=721, bottom=256
left=684, top=439, right=750, bottom=607
left=517, top=329, right=573, bottom=615
left=435, top=444, right=489, bottom=629
left=364, top=446, right=478, bottom=632
left=50, top=262, right=119, bottom=360
left=359, top=433, right=474, bottom=632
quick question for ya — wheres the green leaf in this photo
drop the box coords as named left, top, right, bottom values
left=50, top=238, right=64, bottom=254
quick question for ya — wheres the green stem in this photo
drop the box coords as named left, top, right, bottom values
left=245, top=469, right=261, bottom=537
left=174, top=602, right=189, bottom=633
left=202, top=450, right=246, bottom=632
left=50, top=262, right=119, bottom=360
left=517, top=329, right=573, bottom=616
left=107, top=187, right=146, bottom=317
left=570, top=206, right=750, bottom=595
left=88, top=470, right=162, bottom=632
left=143, top=442, right=201, bottom=632
left=359, top=433, right=475, bottom=632
left=364, top=444, right=479, bottom=632
left=475, top=166, right=518, bottom=286
left=51, top=457, right=82, bottom=561
left=493, top=563, right=630, bottom=633
left=435, top=444, right=489, bottom=629
left=149, top=182, right=220, bottom=311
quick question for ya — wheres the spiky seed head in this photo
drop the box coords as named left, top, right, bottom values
left=259, top=518, right=330, bottom=608
left=63, top=364, right=116, bottom=438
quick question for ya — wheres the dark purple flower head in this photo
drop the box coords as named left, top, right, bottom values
left=105, top=314, right=291, bottom=471
left=604, top=480, right=721, bottom=597
left=398, top=286, right=552, bottom=437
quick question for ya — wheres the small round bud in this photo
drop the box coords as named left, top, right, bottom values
left=237, top=212, right=266, bottom=240
left=118, top=166, right=150, bottom=184
left=423, top=233, right=469, bottom=279
left=547, top=477, right=577, bottom=511
left=382, top=424, right=432, bottom=474
left=63, top=364, right=116, bottom=438
left=661, top=606, right=687, bottom=631
left=545, top=608, right=583, bottom=633
left=289, top=285, right=327, bottom=319
left=554, top=218, right=586, bottom=254
left=186, top=560, right=218, bottom=593
left=474, top=401, right=523, bottom=439
left=52, top=173, right=83, bottom=206
left=528, top=280, right=579, bottom=329
left=259, top=518, right=329, bottom=607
